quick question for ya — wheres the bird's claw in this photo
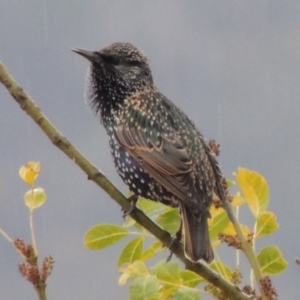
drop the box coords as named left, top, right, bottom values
left=166, top=226, right=182, bottom=262
left=122, top=194, right=138, bottom=218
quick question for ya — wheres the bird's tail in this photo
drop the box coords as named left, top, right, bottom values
left=180, top=205, right=214, bottom=263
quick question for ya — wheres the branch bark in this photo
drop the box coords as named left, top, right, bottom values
left=0, top=61, right=253, bottom=300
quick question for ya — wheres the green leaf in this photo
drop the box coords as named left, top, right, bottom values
left=24, top=187, right=47, bottom=209
left=160, top=285, right=178, bottom=299
left=118, top=237, right=144, bottom=268
left=138, top=197, right=166, bottom=214
left=129, top=276, right=160, bottom=300
left=257, top=246, right=288, bottom=275
left=234, top=167, right=269, bottom=218
left=256, top=212, right=279, bottom=238
left=180, top=270, right=203, bottom=287
left=210, top=261, right=233, bottom=281
left=84, top=224, right=128, bottom=249
left=151, top=260, right=181, bottom=285
left=123, top=216, right=144, bottom=231
left=156, top=209, right=180, bottom=234
left=209, top=211, right=230, bottom=240
left=174, top=287, right=201, bottom=300
left=151, top=261, right=181, bottom=298
left=141, top=241, right=163, bottom=261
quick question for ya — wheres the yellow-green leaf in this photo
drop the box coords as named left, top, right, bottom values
left=141, top=241, right=163, bottom=261
left=209, top=205, right=224, bottom=218
left=123, top=216, right=144, bottom=231
left=119, top=260, right=149, bottom=285
left=209, top=211, right=230, bottom=240
left=234, top=168, right=269, bottom=218
left=123, top=216, right=137, bottom=228
left=84, top=224, right=128, bottom=249
left=223, top=223, right=251, bottom=237
left=212, top=240, right=221, bottom=249
left=129, top=276, right=160, bottom=300
left=256, top=212, right=279, bottom=238
left=24, top=187, right=46, bottom=209
left=118, top=237, right=144, bottom=268
left=174, top=287, right=201, bottom=300
left=19, top=161, right=41, bottom=185
left=151, top=261, right=180, bottom=285
left=226, top=179, right=236, bottom=188
left=231, top=194, right=246, bottom=207
left=138, top=198, right=166, bottom=214
left=156, top=209, right=180, bottom=234
left=210, top=261, right=233, bottom=281
left=160, top=284, right=178, bottom=300
left=180, top=270, right=203, bottom=287
left=257, top=246, right=287, bottom=275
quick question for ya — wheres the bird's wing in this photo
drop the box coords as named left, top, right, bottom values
left=114, top=101, right=205, bottom=209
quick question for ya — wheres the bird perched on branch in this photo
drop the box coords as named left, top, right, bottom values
left=73, top=42, right=228, bottom=263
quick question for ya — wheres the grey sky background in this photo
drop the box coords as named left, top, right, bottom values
left=1, top=1, right=300, bottom=299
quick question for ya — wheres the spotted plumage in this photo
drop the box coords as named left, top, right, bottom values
left=73, top=43, right=227, bottom=263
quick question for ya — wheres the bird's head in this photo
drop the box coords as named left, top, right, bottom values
left=73, top=43, right=153, bottom=116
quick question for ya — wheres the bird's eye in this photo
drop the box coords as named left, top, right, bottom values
left=100, top=54, right=140, bottom=67
left=125, top=60, right=141, bottom=67
left=100, top=55, right=119, bottom=65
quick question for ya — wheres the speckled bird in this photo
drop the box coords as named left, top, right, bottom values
left=73, top=43, right=227, bottom=263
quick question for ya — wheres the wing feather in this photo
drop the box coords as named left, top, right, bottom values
left=114, top=115, right=198, bottom=205
left=114, top=94, right=215, bottom=214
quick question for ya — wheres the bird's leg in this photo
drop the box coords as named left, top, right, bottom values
left=166, top=220, right=183, bottom=262
left=122, top=194, right=139, bottom=218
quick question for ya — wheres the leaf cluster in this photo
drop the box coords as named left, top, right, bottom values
left=84, top=167, right=287, bottom=299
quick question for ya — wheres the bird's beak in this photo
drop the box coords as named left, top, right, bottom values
left=72, top=48, right=98, bottom=63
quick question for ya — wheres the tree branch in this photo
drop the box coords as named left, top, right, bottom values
left=0, top=61, right=253, bottom=300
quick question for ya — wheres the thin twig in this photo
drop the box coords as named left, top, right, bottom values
left=29, top=187, right=38, bottom=256
left=0, top=227, right=27, bottom=260
left=231, top=214, right=265, bottom=299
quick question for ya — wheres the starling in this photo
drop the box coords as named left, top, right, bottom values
left=73, top=43, right=227, bottom=263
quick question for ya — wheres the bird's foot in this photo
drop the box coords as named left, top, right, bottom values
left=122, top=194, right=139, bottom=218
left=166, top=225, right=182, bottom=262
left=166, top=248, right=174, bottom=262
